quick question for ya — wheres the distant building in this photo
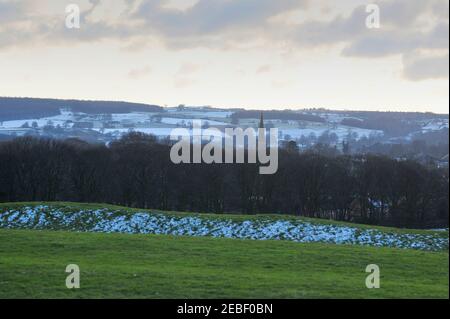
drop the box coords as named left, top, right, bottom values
left=104, top=121, right=121, bottom=129
left=437, top=154, right=449, bottom=168
left=60, top=107, right=73, bottom=116
left=92, top=121, right=103, bottom=129
left=123, top=123, right=136, bottom=129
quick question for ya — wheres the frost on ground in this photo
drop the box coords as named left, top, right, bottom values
left=0, top=206, right=448, bottom=251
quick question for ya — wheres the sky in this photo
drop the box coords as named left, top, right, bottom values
left=0, top=0, right=448, bottom=113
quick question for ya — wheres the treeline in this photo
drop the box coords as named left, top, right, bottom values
left=0, top=97, right=163, bottom=121
left=231, top=110, right=325, bottom=123
left=0, top=134, right=448, bottom=228
left=341, top=117, right=422, bottom=137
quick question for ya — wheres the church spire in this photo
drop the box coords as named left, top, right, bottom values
left=259, top=112, right=265, bottom=129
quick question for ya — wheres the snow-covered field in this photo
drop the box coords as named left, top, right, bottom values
left=421, top=119, right=449, bottom=132
left=1, top=107, right=448, bottom=143
left=1, top=206, right=447, bottom=251
left=111, top=112, right=153, bottom=122
left=0, top=115, right=75, bottom=129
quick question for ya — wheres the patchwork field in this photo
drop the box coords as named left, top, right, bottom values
left=0, top=202, right=448, bottom=299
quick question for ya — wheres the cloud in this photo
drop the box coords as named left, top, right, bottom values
left=0, top=0, right=307, bottom=50
left=288, top=0, right=449, bottom=80
left=0, top=0, right=23, bottom=22
left=173, top=62, right=201, bottom=88
left=177, top=62, right=201, bottom=75
left=341, top=23, right=449, bottom=57
left=0, top=0, right=448, bottom=81
left=128, top=65, right=152, bottom=79
left=403, top=52, right=449, bottom=81
left=174, top=77, right=196, bottom=88
left=272, top=79, right=295, bottom=88
left=377, top=0, right=433, bottom=27
left=133, top=0, right=305, bottom=36
left=292, top=0, right=448, bottom=53
left=256, top=65, right=271, bottom=74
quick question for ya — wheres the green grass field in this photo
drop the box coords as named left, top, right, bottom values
left=0, top=202, right=448, bottom=299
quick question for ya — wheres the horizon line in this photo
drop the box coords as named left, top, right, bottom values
left=1, top=95, right=449, bottom=116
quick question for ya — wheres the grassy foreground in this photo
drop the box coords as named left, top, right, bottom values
left=0, top=228, right=448, bottom=299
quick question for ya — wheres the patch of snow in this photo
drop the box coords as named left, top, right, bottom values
left=0, top=206, right=447, bottom=251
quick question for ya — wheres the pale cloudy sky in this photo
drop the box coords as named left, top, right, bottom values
left=0, top=0, right=448, bottom=113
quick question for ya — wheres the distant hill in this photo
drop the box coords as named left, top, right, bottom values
left=0, top=97, right=164, bottom=121
left=231, top=110, right=326, bottom=123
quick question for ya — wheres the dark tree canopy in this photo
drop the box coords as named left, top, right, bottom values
left=0, top=97, right=164, bottom=121
left=0, top=134, right=448, bottom=229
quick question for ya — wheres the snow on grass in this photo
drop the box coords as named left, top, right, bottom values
left=111, top=112, right=157, bottom=122
left=421, top=119, right=449, bottom=132
left=0, top=113, right=76, bottom=129
left=160, top=117, right=228, bottom=126
left=0, top=206, right=447, bottom=251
